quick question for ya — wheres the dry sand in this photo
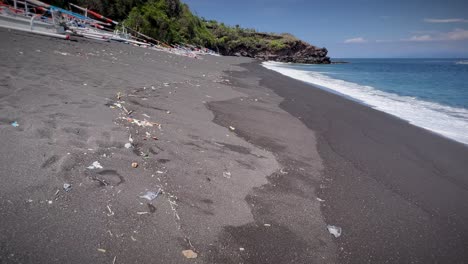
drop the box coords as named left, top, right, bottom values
left=0, top=28, right=334, bottom=263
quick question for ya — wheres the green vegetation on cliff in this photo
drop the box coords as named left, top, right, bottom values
left=123, top=0, right=214, bottom=46
left=47, top=0, right=330, bottom=63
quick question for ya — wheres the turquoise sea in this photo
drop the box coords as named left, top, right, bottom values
left=263, top=59, right=468, bottom=144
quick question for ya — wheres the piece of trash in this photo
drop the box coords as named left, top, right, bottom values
left=229, top=126, right=235, bottom=131
left=166, top=111, right=171, bottom=114
left=131, top=162, right=138, bottom=168
left=137, top=211, right=149, bottom=215
left=124, top=143, right=132, bottom=149
left=280, top=168, right=288, bottom=174
left=83, top=83, right=87, bottom=86
left=117, top=92, right=122, bottom=100
left=142, top=114, right=150, bottom=118
left=131, top=236, right=137, bottom=241
left=145, top=132, right=151, bottom=137
left=316, top=197, right=325, bottom=202
left=264, top=224, right=271, bottom=227
left=11, top=121, right=19, bottom=127
left=87, top=161, right=103, bottom=169
left=152, top=137, right=159, bottom=140
left=156, top=170, right=164, bottom=174
left=163, top=83, right=170, bottom=87
left=182, top=250, right=197, bottom=259
left=239, top=248, right=245, bottom=251
left=97, top=248, right=106, bottom=253
left=327, top=225, right=342, bottom=238
left=106, top=205, right=114, bottom=216
left=63, top=183, right=71, bottom=192
left=223, top=171, right=231, bottom=178
left=48, top=200, right=53, bottom=204
left=129, top=134, right=134, bottom=143
left=139, top=189, right=161, bottom=201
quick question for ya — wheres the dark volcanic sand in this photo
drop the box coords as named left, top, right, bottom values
left=1, top=27, right=468, bottom=264
left=232, top=63, right=468, bottom=263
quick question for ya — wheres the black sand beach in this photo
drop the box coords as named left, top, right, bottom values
left=1, top=28, right=468, bottom=264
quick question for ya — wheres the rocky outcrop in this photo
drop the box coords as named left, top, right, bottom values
left=221, top=40, right=331, bottom=64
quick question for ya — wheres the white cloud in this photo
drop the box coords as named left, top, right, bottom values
left=424, top=18, right=468, bottom=23
left=344, top=37, right=368, bottom=44
left=446, top=28, right=468, bottom=40
left=406, top=29, right=468, bottom=42
left=408, top=35, right=434, bottom=42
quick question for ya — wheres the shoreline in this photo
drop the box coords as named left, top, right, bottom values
left=237, top=61, right=468, bottom=263
left=262, top=60, right=468, bottom=146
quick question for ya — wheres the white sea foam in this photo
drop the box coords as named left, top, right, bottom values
left=455, top=60, right=468, bottom=65
left=263, top=61, right=468, bottom=145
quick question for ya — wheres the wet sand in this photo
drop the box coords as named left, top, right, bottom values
left=237, top=63, right=468, bottom=263
left=1, top=27, right=468, bottom=264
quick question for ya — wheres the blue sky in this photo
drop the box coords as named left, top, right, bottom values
left=183, top=0, right=468, bottom=58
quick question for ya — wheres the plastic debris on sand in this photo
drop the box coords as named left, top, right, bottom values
left=139, top=189, right=161, bottom=201
left=229, top=126, right=235, bottom=131
left=87, top=161, right=103, bottom=169
left=124, top=143, right=132, bottom=149
left=182, top=250, right=198, bottom=259
left=63, top=183, right=72, bottom=192
left=11, top=121, right=19, bottom=127
left=131, top=162, right=138, bottom=168
left=327, top=225, right=342, bottom=238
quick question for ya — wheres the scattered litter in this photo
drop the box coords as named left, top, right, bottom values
left=11, top=121, right=19, bottom=127
left=145, top=132, right=151, bottom=137
left=239, top=248, right=245, bottom=251
left=126, top=118, right=160, bottom=128
left=124, top=143, right=132, bottom=149
left=117, top=92, right=122, bottom=100
left=280, top=168, right=288, bottom=174
left=97, top=248, right=106, bottom=253
left=139, top=189, right=161, bottom=201
left=152, top=137, right=158, bottom=140
left=112, top=256, right=116, bottom=264
left=327, top=225, right=342, bottom=238
left=26, top=199, right=33, bottom=203
left=131, top=162, right=138, bottom=168
left=47, top=200, right=53, bottom=204
left=156, top=170, right=164, bottom=174
left=54, top=51, right=71, bottom=56
left=131, top=236, right=137, bottom=241
left=166, top=111, right=171, bottom=114
left=254, top=98, right=258, bottom=102
left=316, top=197, right=325, bottom=202
left=137, top=212, right=149, bottom=215
left=63, top=183, right=71, bottom=192
left=106, top=205, right=114, bottom=216
left=129, top=134, right=134, bottom=143
left=182, top=250, right=198, bottom=259
left=163, top=83, right=170, bottom=87
left=264, top=224, right=271, bottom=227
left=87, top=161, right=103, bottom=169
left=83, top=83, right=87, bottom=86
left=142, top=114, right=150, bottom=118
left=54, top=189, right=60, bottom=196
left=223, top=171, right=231, bottom=178
left=229, top=126, right=235, bottom=131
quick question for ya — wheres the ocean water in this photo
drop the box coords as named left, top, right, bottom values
left=262, top=59, right=468, bottom=145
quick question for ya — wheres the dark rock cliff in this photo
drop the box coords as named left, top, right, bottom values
left=220, top=40, right=331, bottom=64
